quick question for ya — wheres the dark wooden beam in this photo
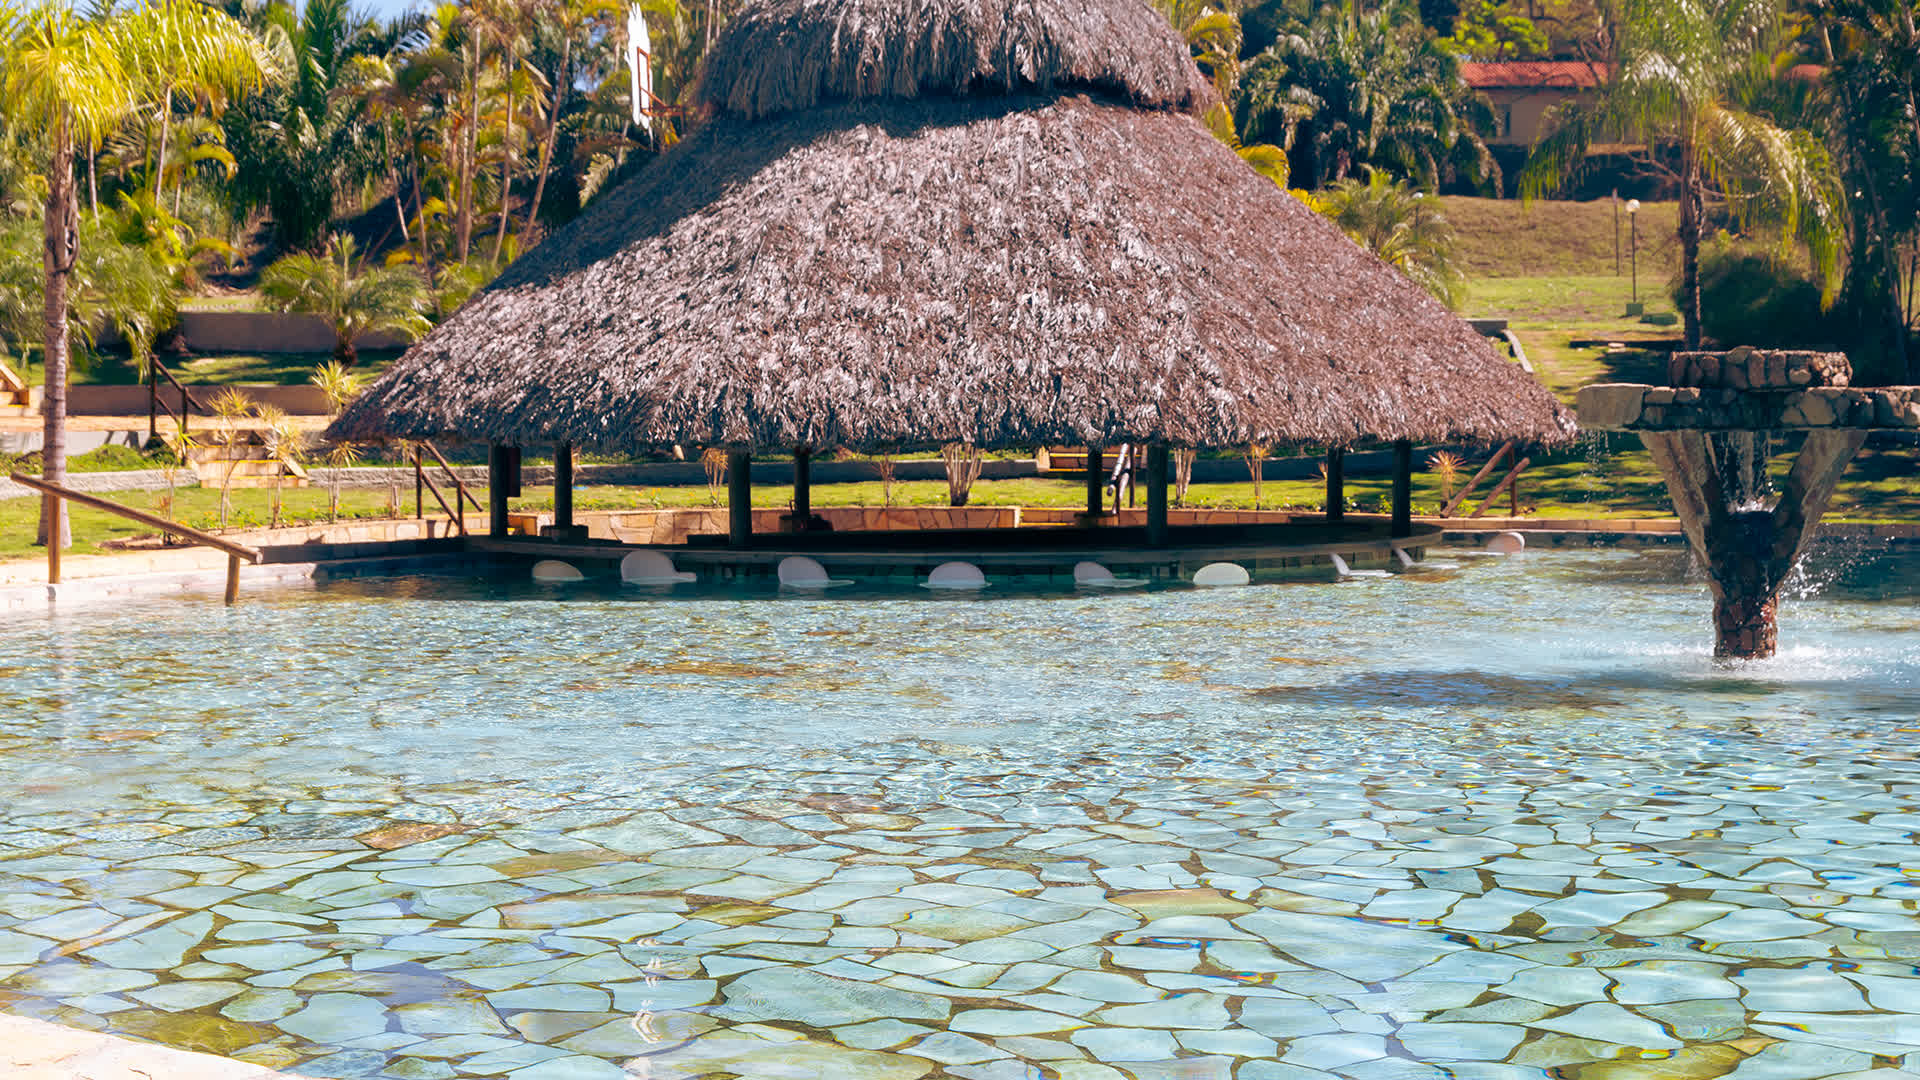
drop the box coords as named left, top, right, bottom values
left=1086, top=447, right=1104, bottom=518
left=792, top=448, right=811, bottom=531
left=1325, top=446, right=1345, bottom=523
left=487, top=442, right=510, bottom=538
left=1391, top=439, right=1413, bottom=538
left=728, top=449, right=752, bottom=548
left=1146, top=444, right=1169, bottom=547
left=554, top=442, right=574, bottom=531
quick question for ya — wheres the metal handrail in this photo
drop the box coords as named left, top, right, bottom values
left=1108, top=443, right=1136, bottom=509
left=10, top=471, right=262, bottom=604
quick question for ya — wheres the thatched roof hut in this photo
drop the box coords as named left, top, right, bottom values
left=332, top=0, right=1574, bottom=453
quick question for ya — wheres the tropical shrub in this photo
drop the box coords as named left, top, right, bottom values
left=1679, top=235, right=1836, bottom=350
left=1313, top=173, right=1466, bottom=309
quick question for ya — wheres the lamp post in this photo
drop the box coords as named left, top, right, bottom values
left=1612, top=188, right=1621, bottom=276
left=1625, top=198, right=1642, bottom=316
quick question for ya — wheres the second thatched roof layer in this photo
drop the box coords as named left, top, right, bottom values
left=694, top=0, right=1214, bottom=120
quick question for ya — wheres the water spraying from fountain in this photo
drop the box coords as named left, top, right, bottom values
left=1578, top=348, right=1915, bottom=661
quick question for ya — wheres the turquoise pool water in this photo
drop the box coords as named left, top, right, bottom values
left=1, top=546, right=1918, bottom=1080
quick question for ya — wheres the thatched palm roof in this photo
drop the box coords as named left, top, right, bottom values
left=332, top=0, right=1574, bottom=452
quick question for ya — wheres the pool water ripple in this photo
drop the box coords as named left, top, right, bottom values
left=0, top=547, right=1918, bottom=1079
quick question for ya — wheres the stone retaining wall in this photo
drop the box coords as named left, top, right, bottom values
left=0, top=469, right=182, bottom=499
left=1578, top=383, right=1920, bottom=430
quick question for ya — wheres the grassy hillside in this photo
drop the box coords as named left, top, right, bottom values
left=1443, top=196, right=1679, bottom=280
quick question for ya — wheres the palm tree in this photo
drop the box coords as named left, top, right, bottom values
left=222, top=0, right=386, bottom=251
left=1520, top=0, right=1845, bottom=350
left=2, top=0, right=261, bottom=549
left=1241, top=0, right=1499, bottom=191
left=522, top=0, right=621, bottom=235
left=1314, top=172, right=1467, bottom=308
left=1818, top=0, right=1920, bottom=378
left=260, top=234, right=431, bottom=367
left=1156, top=0, right=1291, bottom=186
left=125, top=0, right=272, bottom=207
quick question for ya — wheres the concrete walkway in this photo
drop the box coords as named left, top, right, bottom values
left=0, top=1013, right=294, bottom=1079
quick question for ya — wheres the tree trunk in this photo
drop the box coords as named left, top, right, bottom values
left=492, top=50, right=514, bottom=264
left=337, top=337, right=358, bottom=368
left=524, top=33, right=570, bottom=236
left=37, top=127, right=77, bottom=550
left=391, top=161, right=410, bottom=244
left=154, top=88, right=172, bottom=202
left=1678, top=148, right=1703, bottom=350
left=410, top=141, right=431, bottom=269
left=456, top=77, right=478, bottom=260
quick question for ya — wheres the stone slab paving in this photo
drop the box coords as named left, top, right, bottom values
left=2, top=1011, right=296, bottom=1078
left=3, top=553, right=1920, bottom=1079
left=3, top=762, right=1919, bottom=1080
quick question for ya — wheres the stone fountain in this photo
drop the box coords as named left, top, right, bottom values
left=1578, top=348, right=1919, bottom=660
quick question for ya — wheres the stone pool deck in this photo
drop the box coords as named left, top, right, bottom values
left=2, top=1012, right=295, bottom=1078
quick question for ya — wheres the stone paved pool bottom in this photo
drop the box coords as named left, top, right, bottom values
left=1, top=548, right=1919, bottom=1080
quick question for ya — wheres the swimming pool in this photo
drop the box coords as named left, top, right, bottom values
left=1, top=546, right=1917, bottom=1079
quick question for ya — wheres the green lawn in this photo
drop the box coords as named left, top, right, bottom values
left=11, top=349, right=399, bottom=389
left=1443, top=196, right=1680, bottom=280
left=1466, top=275, right=1679, bottom=398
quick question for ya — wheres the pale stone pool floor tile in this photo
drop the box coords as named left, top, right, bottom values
left=9, top=766, right=1920, bottom=1079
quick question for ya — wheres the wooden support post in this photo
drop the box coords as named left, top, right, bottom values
left=224, top=553, right=240, bottom=606
left=487, top=442, right=510, bottom=538
left=1086, top=447, right=1104, bottom=519
left=728, top=449, right=752, bottom=548
left=414, top=449, right=424, bottom=520
left=45, top=494, right=60, bottom=585
left=554, top=441, right=574, bottom=531
left=792, top=447, right=811, bottom=532
left=1146, top=444, right=1169, bottom=547
left=1325, top=446, right=1345, bottom=523
left=1391, top=439, right=1413, bottom=538
left=147, top=365, right=157, bottom=446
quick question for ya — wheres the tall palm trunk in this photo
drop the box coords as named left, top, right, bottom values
left=524, top=32, right=570, bottom=237
left=1677, top=142, right=1703, bottom=351
left=391, top=162, right=411, bottom=244
left=407, top=129, right=431, bottom=269
left=153, top=87, right=172, bottom=202
left=37, top=125, right=76, bottom=549
left=456, top=75, right=478, bottom=260
left=492, top=50, right=515, bottom=263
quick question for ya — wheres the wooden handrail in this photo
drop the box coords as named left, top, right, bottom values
left=414, top=453, right=462, bottom=530
left=1439, top=441, right=1514, bottom=518
left=0, top=356, right=27, bottom=398
left=1470, top=457, right=1532, bottom=519
left=10, top=472, right=262, bottom=563
left=151, top=358, right=208, bottom=414
left=422, top=440, right=482, bottom=516
left=411, top=446, right=468, bottom=536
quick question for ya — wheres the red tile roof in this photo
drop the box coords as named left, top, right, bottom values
left=1462, top=61, right=1610, bottom=90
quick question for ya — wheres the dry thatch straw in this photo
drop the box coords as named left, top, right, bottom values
left=333, top=0, right=1575, bottom=454
left=696, top=0, right=1213, bottom=120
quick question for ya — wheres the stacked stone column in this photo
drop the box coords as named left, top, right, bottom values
left=1578, top=349, right=1879, bottom=661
